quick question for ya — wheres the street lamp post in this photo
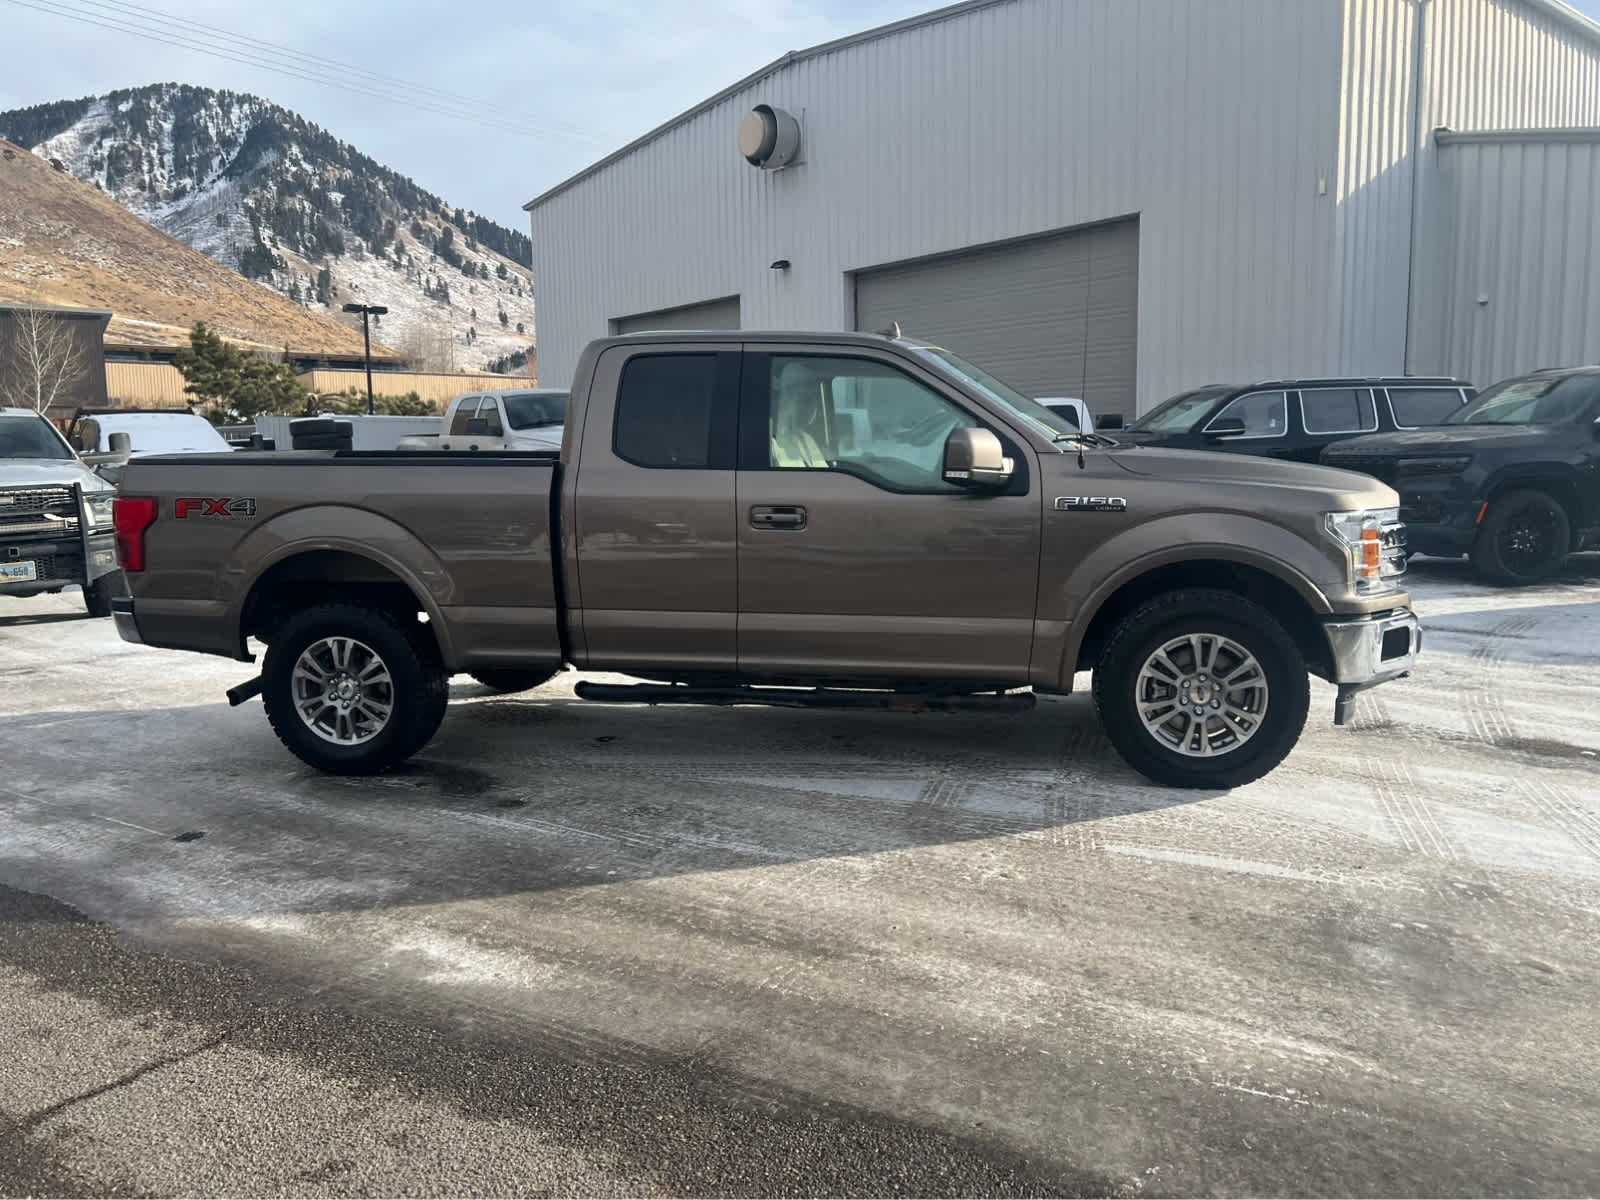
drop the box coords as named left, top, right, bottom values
left=342, top=303, right=388, bottom=414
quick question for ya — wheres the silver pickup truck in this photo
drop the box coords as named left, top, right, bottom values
left=110, top=330, right=1420, bottom=788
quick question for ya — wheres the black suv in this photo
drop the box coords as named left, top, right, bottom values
left=1321, top=366, right=1600, bottom=584
left=1111, top=377, right=1474, bottom=463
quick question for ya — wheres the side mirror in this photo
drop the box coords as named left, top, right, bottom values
left=943, top=427, right=1014, bottom=489
left=1205, top=417, right=1247, bottom=439
left=1097, top=413, right=1125, bottom=430
left=108, top=431, right=133, bottom=454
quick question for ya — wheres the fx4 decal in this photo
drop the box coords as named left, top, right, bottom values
left=1055, top=495, right=1127, bottom=513
left=175, top=497, right=257, bottom=519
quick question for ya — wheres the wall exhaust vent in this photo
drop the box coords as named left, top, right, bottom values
left=737, top=105, right=802, bottom=170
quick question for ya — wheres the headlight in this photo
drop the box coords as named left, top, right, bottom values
left=83, top=492, right=116, bottom=530
left=1396, top=455, right=1471, bottom=475
left=1325, top=508, right=1406, bottom=594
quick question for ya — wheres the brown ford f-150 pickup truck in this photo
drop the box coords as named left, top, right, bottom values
left=111, top=331, right=1419, bottom=788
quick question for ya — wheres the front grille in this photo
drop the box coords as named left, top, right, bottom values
left=0, top=486, right=80, bottom=538
left=1324, top=455, right=1397, bottom=486
left=0, top=486, right=75, bottom=514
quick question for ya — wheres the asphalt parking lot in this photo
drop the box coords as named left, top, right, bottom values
left=3, top=556, right=1599, bottom=1197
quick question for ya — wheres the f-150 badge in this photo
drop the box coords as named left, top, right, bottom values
left=1055, top=496, right=1126, bottom=513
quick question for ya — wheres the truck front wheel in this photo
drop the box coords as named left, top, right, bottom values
left=1092, top=588, right=1310, bottom=789
left=262, top=603, right=448, bottom=774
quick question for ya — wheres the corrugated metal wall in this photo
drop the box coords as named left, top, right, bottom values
left=1432, top=132, right=1600, bottom=383
left=1335, top=0, right=1600, bottom=377
left=529, top=0, right=1346, bottom=410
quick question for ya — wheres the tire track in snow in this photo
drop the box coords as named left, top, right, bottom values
left=1463, top=613, right=1539, bottom=746
left=1514, top=776, right=1600, bottom=864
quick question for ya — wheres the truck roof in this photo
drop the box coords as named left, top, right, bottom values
left=596, top=329, right=906, bottom=350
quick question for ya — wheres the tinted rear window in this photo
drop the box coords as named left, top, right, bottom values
left=1388, top=387, right=1463, bottom=427
left=1301, top=388, right=1377, bottom=434
left=615, top=354, right=717, bottom=468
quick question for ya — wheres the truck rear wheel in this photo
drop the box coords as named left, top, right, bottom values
left=1092, top=588, right=1309, bottom=789
left=262, top=603, right=448, bottom=774
left=470, top=668, right=559, bottom=693
left=1470, top=489, right=1570, bottom=585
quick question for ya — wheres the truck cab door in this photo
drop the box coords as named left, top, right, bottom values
left=734, top=348, right=1040, bottom=683
left=566, top=345, right=741, bottom=672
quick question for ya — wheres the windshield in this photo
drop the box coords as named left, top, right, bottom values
left=1127, top=386, right=1234, bottom=433
left=1444, top=373, right=1600, bottom=425
left=906, top=345, right=1083, bottom=439
left=501, top=391, right=568, bottom=430
left=0, top=414, right=76, bottom=461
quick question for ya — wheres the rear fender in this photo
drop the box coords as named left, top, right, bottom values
left=226, top=506, right=458, bottom=667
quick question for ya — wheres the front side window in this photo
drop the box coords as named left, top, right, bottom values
left=767, top=355, right=970, bottom=492
left=1205, top=390, right=1287, bottom=437
left=1388, top=387, right=1467, bottom=428
left=615, top=354, right=717, bottom=468
left=1300, top=388, right=1377, bottom=434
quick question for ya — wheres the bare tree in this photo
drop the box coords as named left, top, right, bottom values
left=0, top=305, right=89, bottom=414
left=393, top=324, right=456, bottom=373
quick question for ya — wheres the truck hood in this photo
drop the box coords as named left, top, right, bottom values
left=509, top=426, right=564, bottom=451
left=0, top=458, right=111, bottom=493
left=1322, top=425, right=1563, bottom=456
left=1105, top=445, right=1379, bottom=492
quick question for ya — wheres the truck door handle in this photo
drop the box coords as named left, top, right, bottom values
left=750, top=505, right=807, bottom=530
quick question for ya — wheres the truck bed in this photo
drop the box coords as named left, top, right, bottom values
left=120, top=450, right=564, bottom=671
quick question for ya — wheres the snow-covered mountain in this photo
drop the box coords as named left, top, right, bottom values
left=0, top=84, right=535, bottom=373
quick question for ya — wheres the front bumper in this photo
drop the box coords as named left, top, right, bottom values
left=0, top=531, right=117, bottom=595
left=1322, top=607, right=1422, bottom=724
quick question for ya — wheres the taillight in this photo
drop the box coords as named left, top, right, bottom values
left=113, top=497, right=157, bottom=572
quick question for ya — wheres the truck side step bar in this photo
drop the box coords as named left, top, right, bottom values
left=572, top=682, right=1037, bottom=713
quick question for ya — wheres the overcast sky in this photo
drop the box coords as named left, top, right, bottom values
left=4, top=0, right=1600, bottom=233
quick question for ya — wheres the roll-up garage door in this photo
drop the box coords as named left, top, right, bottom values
left=612, top=295, right=741, bottom=335
left=853, top=218, right=1138, bottom=415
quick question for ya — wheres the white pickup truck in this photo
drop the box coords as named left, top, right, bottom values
left=395, top=388, right=570, bottom=453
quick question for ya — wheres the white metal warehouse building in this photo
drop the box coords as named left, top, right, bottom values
left=525, top=0, right=1600, bottom=415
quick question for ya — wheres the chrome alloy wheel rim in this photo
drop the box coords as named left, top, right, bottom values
left=291, top=636, right=395, bottom=746
left=1135, top=633, right=1269, bottom=758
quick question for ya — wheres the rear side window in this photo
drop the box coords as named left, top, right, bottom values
left=1388, top=387, right=1465, bottom=428
left=615, top=354, right=718, bottom=468
left=1206, top=390, right=1287, bottom=437
left=1301, top=388, right=1377, bottom=434
left=448, top=397, right=481, bottom=436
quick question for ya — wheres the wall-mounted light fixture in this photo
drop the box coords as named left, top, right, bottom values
left=769, top=259, right=791, bottom=271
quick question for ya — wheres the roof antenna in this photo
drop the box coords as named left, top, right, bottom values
left=876, top=321, right=902, bottom=339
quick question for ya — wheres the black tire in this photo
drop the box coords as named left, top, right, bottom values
left=1470, top=489, right=1570, bottom=585
left=1092, top=588, right=1310, bottom=789
left=470, top=667, right=559, bottom=693
left=262, top=603, right=448, bottom=774
left=83, top=571, right=126, bottom=618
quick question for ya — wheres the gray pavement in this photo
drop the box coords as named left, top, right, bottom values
left=2, top=556, right=1600, bottom=1196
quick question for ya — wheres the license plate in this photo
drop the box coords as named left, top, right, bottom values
left=1, top=560, right=38, bottom=582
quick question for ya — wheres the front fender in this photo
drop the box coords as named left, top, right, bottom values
left=1040, top=512, right=1341, bottom=691
left=223, top=505, right=458, bottom=666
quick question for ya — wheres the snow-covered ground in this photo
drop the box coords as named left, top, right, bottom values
left=2, top=557, right=1597, bottom=1194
